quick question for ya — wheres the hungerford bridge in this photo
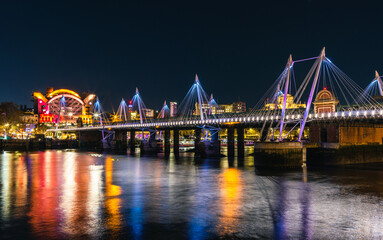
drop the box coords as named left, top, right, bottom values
left=47, top=48, right=383, bottom=165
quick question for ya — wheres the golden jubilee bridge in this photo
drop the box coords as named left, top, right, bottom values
left=46, top=48, right=383, bottom=167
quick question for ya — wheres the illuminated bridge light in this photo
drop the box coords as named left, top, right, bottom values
left=364, top=111, right=367, bottom=116
left=261, top=117, right=264, bottom=121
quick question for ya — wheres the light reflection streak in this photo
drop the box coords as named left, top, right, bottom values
left=1, top=153, right=12, bottom=220
left=217, top=168, right=243, bottom=236
left=105, top=156, right=122, bottom=235
left=59, top=151, right=78, bottom=234
left=188, top=162, right=211, bottom=240
left=130, top=158, right=143, bottom=238
left=15, top=154, right=27, bottom=216
left=29, top=151, right=60, bottom=238
left=87, top=164, right=104, bottom=236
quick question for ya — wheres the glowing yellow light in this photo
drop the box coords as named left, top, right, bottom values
left=217, top=168, right=243, bottom=235
left=33, top=92, right=48, bottom=102
left=47, top=89, right=81, bottom=98
left=105, top=157, right=122, bottom=233
left=223, top=122, right=240, bottom=125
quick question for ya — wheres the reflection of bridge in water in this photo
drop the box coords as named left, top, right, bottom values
left=47, top=48, right=383, bottom=167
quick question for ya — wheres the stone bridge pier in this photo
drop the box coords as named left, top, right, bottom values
left=141, top=130, right=161, bottom=155
left=78, top=131, right=103, bottom=150
left=114, top=130, right=127, bottom=152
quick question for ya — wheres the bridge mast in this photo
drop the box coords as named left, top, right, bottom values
left=195, top=74, right=205, bottom=121
left=56, top=95, right=66, bottom=130
left=298, top=47, right=326, bottom=141
left=375, top=70, right=383, bottom=96
left=278, top=54, right=293, bottom=141
left=136, top=87, right=144, bottom=125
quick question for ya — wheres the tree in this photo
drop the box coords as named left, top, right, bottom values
left=0, top=102, right=23, bottom=124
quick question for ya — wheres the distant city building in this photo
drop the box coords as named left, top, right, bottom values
left=232, top=101, right=246, bottom=113
left=170, top=102, right=177, bottom=117
left=194, top=101, right=247, bottom=115
left=264, top=93, right=305, bottom=110
left=142, top=108, right=154, bottom=118
left=21, top=112, right=39, bottom=124
left=32, top=87, right=95, bottom=126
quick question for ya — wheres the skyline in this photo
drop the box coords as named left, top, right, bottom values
left=1, top=1, right=383, bottom=111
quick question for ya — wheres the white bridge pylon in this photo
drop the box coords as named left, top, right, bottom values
left=373, top=70, right=383, bottom=96
left=298, top=47, right=326, bottom=141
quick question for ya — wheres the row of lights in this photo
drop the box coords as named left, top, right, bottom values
left=48, top=109, right=383, bottom=132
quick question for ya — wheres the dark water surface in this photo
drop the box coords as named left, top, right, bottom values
left=1, top=150, right=383, bottom=239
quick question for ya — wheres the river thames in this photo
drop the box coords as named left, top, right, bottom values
left=1, top=150, right=383, bottom=239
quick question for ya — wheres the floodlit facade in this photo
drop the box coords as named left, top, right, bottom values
left=313, top=88, right=339, bottom=113
left=264, top=93, right=306, bottom=110
left=33, top=87, right=96, bottom=126
left=170, top=102, right=177, bottom=117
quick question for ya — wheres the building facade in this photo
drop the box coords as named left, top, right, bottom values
left=33, top=88, right=95, bottom=126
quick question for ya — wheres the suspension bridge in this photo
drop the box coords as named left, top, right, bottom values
left=47, top=48, right=383, bottom=166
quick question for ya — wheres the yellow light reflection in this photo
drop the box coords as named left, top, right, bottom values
left=105, top=157, right=122, bottom=233
left=217, top=168, right=243, bottom=235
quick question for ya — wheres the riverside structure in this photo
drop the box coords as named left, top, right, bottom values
left=46, top=48, right=383, bottom=167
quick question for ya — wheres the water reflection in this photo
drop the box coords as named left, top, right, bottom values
left=1, top=151, right=383, bottom=239
left=217, top=168, right=243, bottom=236
left=105, top=156, right=122, bottom=236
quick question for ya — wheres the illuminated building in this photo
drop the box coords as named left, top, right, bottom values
left=313, top=88, right=339, bottom=113
left=32, top=88, right=96, bottom=126
left=194, top=103, right=211, bottom=116
left=194, top=101, right=246, bottom=115
left=264, top=93, right=306, bottom=110
left=170, top=102, right=177, bottom=117
left=21, top=112, right=39, bottom=124
left=142, top=108, right=154, bottom=118
left=232, top=101, right=246, bottom=113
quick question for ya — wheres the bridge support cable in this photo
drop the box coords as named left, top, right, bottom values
left=178, top=74, right=216, bottom=127
left=116, top=98, right=129, bottom=122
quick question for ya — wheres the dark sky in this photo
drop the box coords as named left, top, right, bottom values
left=1, top=0, right=383, bottom=111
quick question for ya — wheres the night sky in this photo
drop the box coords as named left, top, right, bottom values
left=1, top=1, right=383, bottom=111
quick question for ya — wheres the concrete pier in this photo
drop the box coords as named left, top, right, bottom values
left=129, top=130, right=136, bottom=155
left=254, top=142, right=304, bottom=168
left=78, top=131, right=103, bottom=150
left=194, top=128, right=202, bottom=157
left=227, top=127, right=235, bottom=157
left=201, top=129, right=221, bottom=157
left=173, top=129, right=180, bottom=157
left=237, top=127, right=245, bottom=158
left=141, top=131, right=160, bottom=155
left=114, top=130, right=127, bottom=152
left=164, top=129, right=170, bottom=157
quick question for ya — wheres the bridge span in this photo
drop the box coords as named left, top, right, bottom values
left=45, top=48, right=383, bottom=167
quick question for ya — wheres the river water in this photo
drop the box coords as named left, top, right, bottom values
left=1, top=150, right=383, bottom=239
